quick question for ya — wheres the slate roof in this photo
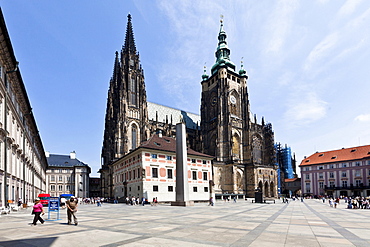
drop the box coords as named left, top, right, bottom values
left=47, top=154, right=89, bottom=168
left=140, top=134, right=213, bottom=158
left=299, top=144, right=370, bottom=167
left=147, top=102, right=200, bottom=130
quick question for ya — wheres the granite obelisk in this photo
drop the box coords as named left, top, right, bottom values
left=171, top=122, right=194, bottom=206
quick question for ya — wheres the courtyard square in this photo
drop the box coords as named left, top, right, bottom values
left=0, top=199, right=369, bottom=247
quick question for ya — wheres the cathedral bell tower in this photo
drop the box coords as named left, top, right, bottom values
left=200, top=18, right=250, bottom=194
left=101, top=14, right=149, bottom=197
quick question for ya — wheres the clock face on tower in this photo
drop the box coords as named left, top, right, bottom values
left=211, top=96, right=217, bottom=106
left=230, top=95, right=236, bottom=104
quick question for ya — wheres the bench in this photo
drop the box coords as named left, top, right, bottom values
left=251, top=199, right=275, bottom=204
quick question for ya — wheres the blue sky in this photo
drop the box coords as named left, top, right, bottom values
left=2, top=1, right=370, bottom=177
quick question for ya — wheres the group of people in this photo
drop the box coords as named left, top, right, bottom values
left=124, top=196, right=158, bottom=206
left=320, top=196, right=370, bottom=209
left=344, top=196, right=370, bottom=209
left=323, top=197, right=341, bottom=208
left=31, top=196, right=78, bottom=226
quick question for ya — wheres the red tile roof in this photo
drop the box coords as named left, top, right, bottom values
left=140, top=134, right=213, bottom=158
left=299, top=144, right=370, bottom=167
left=285, top=178, right=300, bottom=182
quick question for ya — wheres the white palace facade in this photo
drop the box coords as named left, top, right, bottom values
left=0, top=9, right=47, bottom=206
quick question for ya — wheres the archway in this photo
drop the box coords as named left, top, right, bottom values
left=264, top=181, right=269, bottom=197
left=270, top=182, right=275, bottom=197
left=258, top=181, right=263, bottom=193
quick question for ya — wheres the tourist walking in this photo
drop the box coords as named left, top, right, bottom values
left=66, top=196, right=78, bottom=225
left=31, top=198, right=45, bottom=226
left=209, top=197, right=214, bottom=206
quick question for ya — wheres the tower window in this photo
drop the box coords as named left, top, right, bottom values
left=132, top=125, right=137, bottom=150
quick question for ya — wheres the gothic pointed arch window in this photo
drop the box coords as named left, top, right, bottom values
left=131, top=124, right=137, bottom=150
left=130, top=77, right=137, bottom=106
left=252, top=135, right=262, bottom=164
left=232, top=133, right=240, bottom=160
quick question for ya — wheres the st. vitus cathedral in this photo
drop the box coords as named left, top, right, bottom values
left=100, top=14, right=277, bottom=199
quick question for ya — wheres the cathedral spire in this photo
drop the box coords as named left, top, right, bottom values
left=112, top=51, right=120, bottom=81
left=211, top=17, right=235, bottom=74
left=123, top=14, right=137, bottom=54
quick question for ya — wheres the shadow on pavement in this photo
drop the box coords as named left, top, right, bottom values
left=0, top=237, right=58, bottom=247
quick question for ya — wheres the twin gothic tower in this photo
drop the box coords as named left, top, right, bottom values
left=101, top=15, right=277, bottom=198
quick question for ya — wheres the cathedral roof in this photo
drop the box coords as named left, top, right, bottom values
left=299, top=144, right=370, bottom=167
left=47, top=154, right=89, bottom=168
left=141, top=134, right=213, bottom=158
left=147, top=102, right=200, bottom=130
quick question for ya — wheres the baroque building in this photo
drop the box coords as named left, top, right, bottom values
left=46, top=151, right=91, bottom=198
left=300, top=145, right=370, bottom=198
left=101, top=15, right=277, bottom=199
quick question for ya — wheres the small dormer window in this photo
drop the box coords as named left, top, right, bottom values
left=154, top=142, right=161, bottom=146
left=319, top=154, right=324, bottom=157
left=305, top=159, right=310, bottom=162
left=331, top=156, right=337, bottom=159
left=351, top=149, right=356, bottom=152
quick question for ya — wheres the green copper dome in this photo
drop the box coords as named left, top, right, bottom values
left=211, top=20, right=235, bottom=75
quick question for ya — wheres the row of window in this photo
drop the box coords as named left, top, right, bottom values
left=50, top=185, right=72, bottom=191
left=308, top=179, right=370, bottom=190
left=152, top=185, right=208, bottom=193
left=150, top=154, right=208, bottom=165
left=116, top=168, right=209, bottom=182
left=305, top=161, right=370, bottom=171
left=152, top=168, right=208, bottom=181
left=50, top=175, right=73, bottom=182
left=306, top=169, right=369, bottom=180
left=49, top=169, right=73, bottom=173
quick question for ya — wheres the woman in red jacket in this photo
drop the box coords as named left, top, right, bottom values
left=32, top=198, right=45, bottom=226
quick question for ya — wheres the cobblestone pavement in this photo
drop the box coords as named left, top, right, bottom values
left=0, top=199, right=369, bottom=247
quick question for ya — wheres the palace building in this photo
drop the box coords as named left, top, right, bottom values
left=101, top=15, right=277, bottom=200
left=300, top=145, right=370, bottom=198
left=0, top=8, right=48, bottom=207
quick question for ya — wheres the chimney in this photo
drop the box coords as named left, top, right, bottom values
left=45, top=151, right=50, bottom=158
left=70, top=151, right=76, bottom=159
left=158, top=130, right=162, bottom=138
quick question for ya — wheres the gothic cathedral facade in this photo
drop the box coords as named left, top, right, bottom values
left=101, top=15, right=277, bottom=199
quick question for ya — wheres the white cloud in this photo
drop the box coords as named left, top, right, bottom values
left=304, top=32, right=339, bottom=72
left=317, top=0, right=330, bottom=4
left=355, top=114, right=370, bottom=122
left=264, top=0, right=299, bottom=54
left=338, top=0, right=363, bottom=17
left=284, top=92, right=327, bottom=126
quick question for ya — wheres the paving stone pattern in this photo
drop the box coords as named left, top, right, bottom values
left=0, top=199, right=369, bottom=246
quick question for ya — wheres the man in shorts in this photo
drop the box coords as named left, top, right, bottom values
left=66, top=196, right=78, bottom=225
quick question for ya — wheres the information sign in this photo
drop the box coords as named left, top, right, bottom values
left=49, top=197, right=59, bottom=211
left=47, top=197, right=61, bottom=221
